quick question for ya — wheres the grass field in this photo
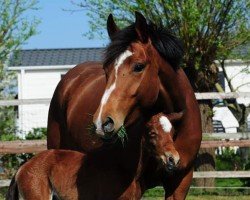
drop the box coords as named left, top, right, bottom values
left=3, top=194, right=250, bottom=200
left=143, top=196, right=250, bottom=200
left=1, top=186, right=249, bottom=200
left=2, top=194, right=250, bottom=200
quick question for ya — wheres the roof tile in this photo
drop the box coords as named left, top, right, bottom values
left=10, top=48, right=105, bottom=66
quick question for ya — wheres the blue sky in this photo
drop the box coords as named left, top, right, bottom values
left=22, top=0, right=108, bottom=49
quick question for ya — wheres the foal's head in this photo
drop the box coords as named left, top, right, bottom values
left=146, top=112, right=183, bottom=172
left=93, top=12, right=183, bottom=139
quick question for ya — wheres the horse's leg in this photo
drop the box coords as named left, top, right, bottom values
left=118, top=180, right=142, bottom=200
left=164, top=168, right=193, bottom=200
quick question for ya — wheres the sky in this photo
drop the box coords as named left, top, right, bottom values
left=22, top=0, right=108, bottom=49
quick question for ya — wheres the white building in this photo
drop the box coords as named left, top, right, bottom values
left=8, top=48, right=103, bottom=137
left=213, top=60, right=250, bottom=133
left=8, top=48, right=250, bottom=137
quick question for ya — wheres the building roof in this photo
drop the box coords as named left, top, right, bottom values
left=9, top=42, right=249, bottom=68
left=10, top=48, right=105, bottom=67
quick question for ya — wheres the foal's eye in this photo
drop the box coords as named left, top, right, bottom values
left=133, top=63, right=146, bottom=73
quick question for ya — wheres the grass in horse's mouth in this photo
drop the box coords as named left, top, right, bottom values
left=87, top=123, right=128, bottom=146
left=86, top=123, right=96, bottom=135
left=117, top=125, right=128, bottom=147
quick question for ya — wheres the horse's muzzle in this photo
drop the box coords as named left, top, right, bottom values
left=102, top=117, right=115, bottom=134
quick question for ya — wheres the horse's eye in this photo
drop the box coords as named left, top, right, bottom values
left=133, top=63, right=146, bottom=72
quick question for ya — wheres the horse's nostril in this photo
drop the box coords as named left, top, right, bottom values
left=168, top=156, right=175, bottom=165
left=102, top=117, right=115, bottom=134
left=165, top=156, right=176, bottom=172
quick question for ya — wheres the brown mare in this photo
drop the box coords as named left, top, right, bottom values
left=6, top=113, right=180, bottom=200
left=47, top=12, right=202, bottom=199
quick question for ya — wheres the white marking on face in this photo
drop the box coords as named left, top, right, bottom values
left=95, top=50, right=133, bottom=134
left=160, top=155, right=167, bottom=164
left=159, top=116, right=172, bottom=133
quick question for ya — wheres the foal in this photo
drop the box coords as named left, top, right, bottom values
left=6, top=113, right=181, bottom=200
left=145, top=112, right=181, bottom=172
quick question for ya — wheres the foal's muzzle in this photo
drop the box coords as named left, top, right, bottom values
left=162, top=153, right=180, bottom=173
left=166, top=156, right=178, bottom=172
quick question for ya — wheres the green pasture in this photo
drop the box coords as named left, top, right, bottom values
left=143, top=196, right=250, bottom=200
left=0, top=187, right=249, bottom=200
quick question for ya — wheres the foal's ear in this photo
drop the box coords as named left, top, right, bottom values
left=167, top=111, right=184, bottom=123
left=135, top=11, right=148, bottom=43
left=107, top=14, right=120, bottom=38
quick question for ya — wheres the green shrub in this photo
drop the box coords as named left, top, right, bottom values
left=0, top=134, right=19, bottom=141
left=240, top=161, right=250, bottom=187
left=216, top=147, right=250, bottom=189
left=25, top=127, right=47, bottom=140
left=216, top=148, right=244, bottom=171
left=0, top=127, right=47, bottom=179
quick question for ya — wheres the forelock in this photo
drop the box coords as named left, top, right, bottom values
left=103, top=22, right=184, bottom=70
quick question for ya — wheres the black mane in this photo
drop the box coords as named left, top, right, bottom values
left=103, top=22, right=184, bottom=70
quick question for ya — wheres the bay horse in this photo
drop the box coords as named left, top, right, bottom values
left=6, top=113, right=181, bottom=200
left=47, top=12, right=202, bottom=199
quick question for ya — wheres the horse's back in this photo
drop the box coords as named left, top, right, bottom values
left=47, top=62, right=106, bottom=151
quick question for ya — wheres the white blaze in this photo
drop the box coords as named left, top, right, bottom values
left=95, top=50, right=133, bottom=134
left=159, top=116, right=172, bottom=133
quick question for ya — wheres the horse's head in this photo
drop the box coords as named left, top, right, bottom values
left=93, top=12, right=183, bottom=139
left=147, top=112, right=183, bottom=172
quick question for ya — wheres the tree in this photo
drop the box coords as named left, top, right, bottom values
left=0, top=0, right=39, bottom=137
left=74, top=0, right=250, bottom=187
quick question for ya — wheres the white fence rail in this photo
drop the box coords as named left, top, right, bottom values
left=0, top=92, right=250, bottom=106
left=195, top=92, right=250, bottom=100
left=0, top=98, right=51, bottom=106
left=203, top=132, right=250, bottom=139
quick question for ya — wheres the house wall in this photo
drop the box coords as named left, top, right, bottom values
left=215, top=61, right=250, bottom=133
left=15, top=61, right=250, bottom=137
left=17, top=68, right=69, bottom=137
left=223, top=62, right=250, bottom=105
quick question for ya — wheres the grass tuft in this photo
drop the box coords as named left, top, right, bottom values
left=86, top=123, right=96, bottom=135
left=117, top=125, right=128, bottom=146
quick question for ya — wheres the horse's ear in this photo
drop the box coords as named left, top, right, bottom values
left=166, top=111, right=184, bottom=123
left=107, top=14, right=120, bottom=39
left=135, top=11, right=148, bottom=43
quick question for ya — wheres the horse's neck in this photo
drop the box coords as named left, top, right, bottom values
left=88, top=127, right=144, bottom=174
left=119, top=120, right=145, bottom=172
left=159, top=67, right=196, bottom=113
left=157, top=65, right=202, bottom=170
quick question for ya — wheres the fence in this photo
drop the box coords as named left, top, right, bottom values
left=0, top=92, right=249, bottom=135
left=0, top=92, right=250, bottom=190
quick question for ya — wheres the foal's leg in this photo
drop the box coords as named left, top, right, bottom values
left=18, top=181, right=52, bottom=200
left=164, top=168, right=193, bottom=200
left=16, top=169, right=52, bottom=200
